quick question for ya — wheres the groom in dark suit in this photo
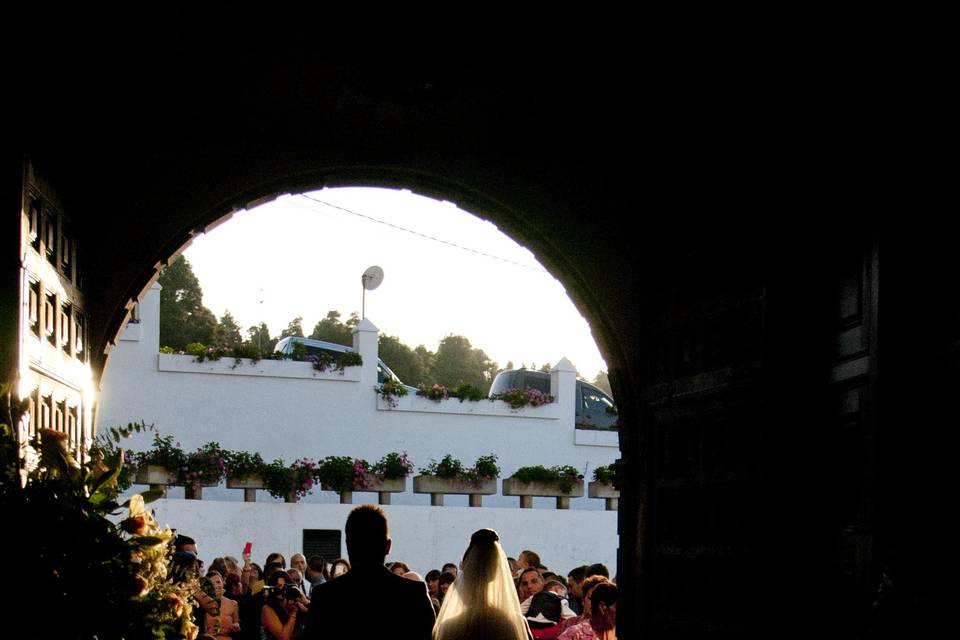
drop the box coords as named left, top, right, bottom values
left=304, top=504, right=436, bottom=638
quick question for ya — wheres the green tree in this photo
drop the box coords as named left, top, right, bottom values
left=379, top=334, right=426, bottom=385
left=279, top=316, right=304, bottom=339
left=215, top=310, right=243, bottom=347
left=309, top=310, right=352, bottom=345
left=430, top=335, right=499, bottom=394
left=247, top=322, right=275, bottom=354
left=157, top=257, right=217, bottom=350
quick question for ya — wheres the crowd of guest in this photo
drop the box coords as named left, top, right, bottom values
left=174, top=507, right=617, bottom=640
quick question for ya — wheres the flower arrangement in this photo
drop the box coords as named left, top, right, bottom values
left=133, top=433, right=186, bottom=473
left=262, top=457, right=319, bottom=500
left=0, top=420, right=200, bottom=639
left=311, top=350, right=363, bottom=372
left=449, top=383, right=487, bottom=402
left=371, top=451, right=415, bottom=480
left=316, top=455, right=369, bottom=492
left=416, top=383, right=449, bottom=401
left=376, top=378, right=409, bottom=407
left=181, top=442, right=226, bottom=491
left=592, top=462, right=618, bottom=485
left=223, top=449, right=266, bottom=479
left=420, top=453, right=500, bottom=486
left=492, top=387, right=554, bottom=409
left=511, top=464, right=583, bottom=493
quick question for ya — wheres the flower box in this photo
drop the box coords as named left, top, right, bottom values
left=501, top=477, right=584, bottom=509
left=134, top=464, right=177, bottom=497
left=227, top=474, right=266, bottom=502
left=322, top=476, right=407, bottom=505
left=588, top=480, right=620, bottom=511
left=413, top=475, right=497, bottom=507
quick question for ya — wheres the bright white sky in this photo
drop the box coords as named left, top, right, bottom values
left=182, top=187, right=608, bottom=380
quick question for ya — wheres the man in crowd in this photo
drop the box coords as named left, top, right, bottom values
left=305, top=505, right=435, bottom=639
left=566, top=565, right=587, bottom=615
left=519, top=566, right=546, bottom=614
left=305, top=555, right=326, bottom=597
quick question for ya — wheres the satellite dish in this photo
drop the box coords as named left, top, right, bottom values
left=362, top=265, right=384, bottom=290
left=361, top=266, right=384, bottom=318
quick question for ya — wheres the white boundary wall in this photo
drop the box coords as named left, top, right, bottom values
left=99, top=284, right=619, bottom=510
left=150, top=499, right=618, bottom=579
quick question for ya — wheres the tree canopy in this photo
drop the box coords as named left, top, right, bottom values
left=157, top=257, right=217, bottom=350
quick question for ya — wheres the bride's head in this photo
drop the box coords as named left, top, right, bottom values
left=461, top=528, right=501, bottom=588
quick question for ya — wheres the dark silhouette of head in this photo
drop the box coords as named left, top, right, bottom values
left=345, top=504, right=391, bottom=568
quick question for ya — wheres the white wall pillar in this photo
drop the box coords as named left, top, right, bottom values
left=352, top=318, right=380, bottom=386
left=550, top=357, right=577, bottom=419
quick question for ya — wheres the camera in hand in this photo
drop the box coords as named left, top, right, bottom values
left=265, top=583, right=302, bottom=599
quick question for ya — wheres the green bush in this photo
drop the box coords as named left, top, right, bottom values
left=511, top=464, right=583, bottom=493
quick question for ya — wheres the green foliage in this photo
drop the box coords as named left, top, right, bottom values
left=420, top=453, right=499, bottom=485
left=379, top=334, right=427, bottom=385
left=215, top=310, right=243, bottom=348
left=185, top=342, right=206, bottom=356
left=1, top=422, right=200, bottom=639
left=376, top=378, right=409, bottom=407
left=416, top=383, right=449, bottom=401
left=291, top=341, right=308, bottom=361
left=182, top=442, right=226, bottom=488
left=309, top=310, right=353, bottom=345
left=316, top=455, right=365, bottom=492
left=336, top=351, right=363, bottom=370
left=133, top=433, right=186, bottom=472
left=371, top=451, right=414, bottom=479
left=492, top=387, right=554, bottom=409
left=89, top=421, right=155, bottom=496
left=449, top=383, right=486, bottom=402
left=247, top=322, right=276, bottom=355
left=430, top=335, right=498, bottom=394
left=511, top=464, right=583, bottom=493
left=262, top=458, right=319, bottom=500
left=279, top=316, right=305, bottom=339
left=159, top=346, right=175, bottom=354
left=223, top=450, right=266, bottom=478
left=157, top=256, right=217, bottom=350
left=593, top=463, right=617, bottom=484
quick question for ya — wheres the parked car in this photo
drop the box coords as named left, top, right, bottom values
left=488, top=368, right=618, bottom=429
left=273, top=336, right=415, bottom=390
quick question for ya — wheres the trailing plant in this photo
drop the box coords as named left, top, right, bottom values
left=449, top=383, right=486, bottom=402
left=370, top=451, right=415, bottom=480
left=511, top=464, right=583, bottom=493
left=593, top=463, right=617, bottom=485
left=310, top=351, right=335, bottom=371
left=376, top=378, right=409, bottom=407
left=336, top=351, right=363, bottom=370
left=420, top=453, right=500, bottom=486
left=316, top=455, right=370, bottom=492
left=262, top=457, right=319, bottom=500
left=492, top=387, right=554, bottom=409
left=310, top=350, right=362, bottom=372
left=0, top=421, right=201, bottom=640
left=416, top=383, right=449, bottom=402
left=181, top=442, right=226, bottom=490
left=223, top=449, right=266, bottom=478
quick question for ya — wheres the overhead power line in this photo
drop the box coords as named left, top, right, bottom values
left=296, top=193, right=549, bottom=273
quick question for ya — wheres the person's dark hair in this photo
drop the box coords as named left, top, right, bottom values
left=265, top=552, right=286, bottom=568
left=585, top=563, right=610, bottom=579
left=425, top=569, right=442, bottom=582
left=590, top=582, right=618, bottom=609
left=520, top=550, right=541, bottom=568
left=438, top=572, right=456, bottom=586
left=345, top=505, right=389, bottom=565
left=263, top=561, right=284, bottom=578
left=542, top=579, right=565, bottom=593
left=307, top=555, right=326, bottom=572
left=568, top=565, right=588, bottom=583
left=174, top=534, right=196, bottom=550
left=519, top=567, right=541, bottom=582
left=224, top=572, right=242, bottom=595
left=389, top=561, right=409, bottom=573
left=264, top=570, right=297, bottom=624
left=526, top=590, right=563, bottom=628
left=249, top=563, right=263, bottom=581
left=542, top=571, right=557, bottom=581
left=209, top=557, right=228, bottom=578
left=442, top=562, right=458, bottom=573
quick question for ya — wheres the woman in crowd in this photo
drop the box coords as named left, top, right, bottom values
left=205, top=570, right=242, bottom=639
left=260, top=570, right=307, bottom=640
left=557, top=582, right=617, bottom=640
left=556, top=575, right=609, bottom=635
left=433, top=528, right=533, bottom=640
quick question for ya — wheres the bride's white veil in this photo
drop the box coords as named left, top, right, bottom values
left=433, top=529, right=531, bottom=640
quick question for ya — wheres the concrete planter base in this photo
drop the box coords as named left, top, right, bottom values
left=502, top=477, right=584, bottom=509
left=227, top=474, right=266, bottom=502
left=588, top=480, right=620, bottom=511
left=413, top=476, right=497, bottom=507
left=134, top=464, right=178, bottom=497
left=322, top=476, right=407, bottom=505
